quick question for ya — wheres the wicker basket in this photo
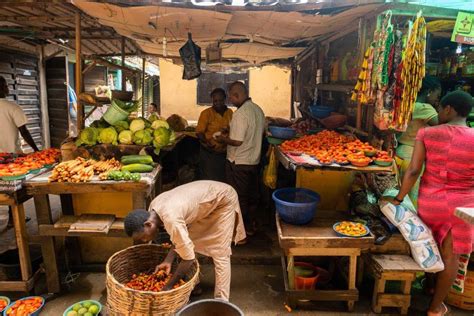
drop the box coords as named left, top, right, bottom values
left=106, top=244, right=199, bottom=316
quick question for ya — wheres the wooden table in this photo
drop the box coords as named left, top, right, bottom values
left=0, top=188, right=41, bottom=292
left=277, top=211, right=374, bottom=311
left=24, top=165, right=162, bottom=293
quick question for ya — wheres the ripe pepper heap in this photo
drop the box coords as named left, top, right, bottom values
left=125, top=270, right=186, bottom=292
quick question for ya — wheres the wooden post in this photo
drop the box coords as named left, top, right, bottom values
left=356, top=101, right=363, bottom=130
left=141, top=57, right=146, bottom=117
left=75, top=11, right=84, bottom=131
left=121, top=36, right=126, bottom=92
left=38, top=45, right=50, bottom=148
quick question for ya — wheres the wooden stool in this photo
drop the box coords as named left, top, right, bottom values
left=368, top=254, right=422, bottom=314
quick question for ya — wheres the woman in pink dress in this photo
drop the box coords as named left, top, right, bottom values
left=385, top=91, right=474, bottom=316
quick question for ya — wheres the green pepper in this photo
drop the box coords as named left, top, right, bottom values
left=123, top=170, right=132, bottom=181
left=130, top=173, right=141, bottom=182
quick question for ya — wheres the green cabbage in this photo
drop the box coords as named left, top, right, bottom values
left=153, top=127, right=171, bottom=148
left=113, top=120, right=129, bottom=133
left=151, top=119, right=170, bottom=130
left=76, top=127, right=99, bottom=146
left=118, top=130, right=133, bottom=144
left=133, top=129, right=153, bottom=145
left=98, top=127, right=118, bottom=145
left=90, top=119, right=109, bottom=128
left=130, top=119, right=146, bottom=133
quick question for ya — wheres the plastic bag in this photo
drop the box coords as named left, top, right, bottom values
left=263, top=146, right=277, bottom=189
left=179, top=33, right=202, bottom=80
left=379, top=188, right=444, bottom=273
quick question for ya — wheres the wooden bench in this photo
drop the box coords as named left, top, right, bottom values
left=368, top=254, right=422, bottom=315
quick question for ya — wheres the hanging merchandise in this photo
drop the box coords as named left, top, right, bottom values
left=392, top=12, right=426, bottom=131
left=179, top=33, right=202, bottom=80
left=351, top=46, right=374, bottom=104
left=353, top=10, right=427, bottom=132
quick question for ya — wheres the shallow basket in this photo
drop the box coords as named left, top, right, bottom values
left=106, top=244, right=199, bottom=316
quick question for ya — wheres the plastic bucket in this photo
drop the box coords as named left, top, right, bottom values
left=103, top=101, right=129, bottom=125
left=294, top=262, right=319, bottom=290
left=177, top=299, right=243, bottom=316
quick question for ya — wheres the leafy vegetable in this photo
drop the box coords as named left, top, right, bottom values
left=153, top=127, right=171, bottom=148
left=118, top=130, right=133, bottom=145
left=76, top=127, right=99, bottom=146
left=90, top=119, right=110, bottom=128
left=130, top=119, right=146, bottom=133
left=112, top=99, right=139, bottom=113
left=98, top=127, right=118, bottom=145
left=133, top=130, right=153, bottom=146
left=151, top=120, right=170, bottom=130
left=148, top=114, right=160, bottom=122
left=113, top=120, right=129, bottom=133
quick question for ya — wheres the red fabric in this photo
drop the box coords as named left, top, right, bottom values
left=416, top=125, right=474, bottom=254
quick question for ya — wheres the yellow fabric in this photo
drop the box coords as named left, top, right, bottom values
left=398, top=102, right=437, bottom=147
left=196, top=107, right=233, bottom=152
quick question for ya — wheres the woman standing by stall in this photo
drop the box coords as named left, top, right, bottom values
left=396, top=75, right=441, bottom=207
left=196, top=88, right=233, bottom=182
left=386, top=91, right=474, bottom=316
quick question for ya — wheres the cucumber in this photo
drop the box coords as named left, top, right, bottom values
left=121, top=155, right=153, bottom=165
left=121, top=163, right=154, bottom=173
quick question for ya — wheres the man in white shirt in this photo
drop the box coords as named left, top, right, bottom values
left=216, top=81, right=265, bottom=240
left=124, top=181, right=245, bottom=301
left=0, top=76, right=38, bottom=153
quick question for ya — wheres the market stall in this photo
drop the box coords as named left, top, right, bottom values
left=0, top=150, right=62, bottom=293
left=24, top=160, right=161, bottom=289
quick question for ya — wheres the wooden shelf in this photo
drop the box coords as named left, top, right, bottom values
left=39, top=215, right=127, bottom=237
left=316, top=83, right=354, bottom=93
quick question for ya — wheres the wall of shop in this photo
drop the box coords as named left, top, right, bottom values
left=159, top=59, right=291, bottom=121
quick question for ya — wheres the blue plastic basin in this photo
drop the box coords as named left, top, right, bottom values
left=273, top=188, right=320, bottom=225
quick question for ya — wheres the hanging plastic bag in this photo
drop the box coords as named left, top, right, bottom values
left=263, top=146, right=277, bottom=189
left=179, top=33, right=202, bottom=80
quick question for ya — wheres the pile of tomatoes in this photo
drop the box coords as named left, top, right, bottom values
left=4, top=297, right=43, bottom=316
left=0, top=298, right=8, bottom=313
left=280, top=130, right=391, bottom=167
left=0, top=148, right=60, bottom=178
left=125, top=270, right=185, bottom=292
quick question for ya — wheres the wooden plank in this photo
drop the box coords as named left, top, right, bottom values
left=370, top=233, right=410, bottom=255
left=371, top=254, right=422, bottom=272
left=40, top=237, right=61, bottom=293
left=69, top=214, right=115, bottom=234
left=286, top=288, right=359, bottom=301
left=11, top=203, right=32, bottom=281
left=39, top=223, right=127, bottom=238
left=0, top=279, right=35, bottom=292
left=377, top=293, right=410, bottom=307
left=277, top=213, right=374, bottom=249
left=26, top=180, right=153, bottom=195
left=288, top=248, right=360, bottom=257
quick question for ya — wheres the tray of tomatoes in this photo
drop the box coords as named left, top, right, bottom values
left=333, top=221, right=370, bottom=237
left=280, top=130, right=394, bottom=169
left=0, top=297, right=10, bottom=314
left=3, top=296, right=44, bottom=316
left=0, top=149, right=60, bottom=181
left=373, top=151, right=393, bottom=167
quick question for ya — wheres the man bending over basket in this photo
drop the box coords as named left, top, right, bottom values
left=124, top=180, right=246, bottom=301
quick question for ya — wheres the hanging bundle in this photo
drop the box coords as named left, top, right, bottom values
left=393, top=12, right=426, bottom=130
left=351, top=46, right=373, bottom=104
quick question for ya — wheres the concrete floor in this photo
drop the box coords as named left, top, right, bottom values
left=1, top=264, right=471, bottom=316
left=1, top=196, right=472, bottom=315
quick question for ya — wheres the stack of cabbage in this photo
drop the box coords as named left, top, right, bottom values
left=76, top=114, right=176, bottom=155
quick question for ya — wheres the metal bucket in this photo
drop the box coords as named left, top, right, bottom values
left=177, top=299, right=244, bottom=316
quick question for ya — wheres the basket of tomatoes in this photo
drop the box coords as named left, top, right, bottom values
left=106, top=244, right=199, bottom=316
left=3, top=296, right=44, bottom=316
